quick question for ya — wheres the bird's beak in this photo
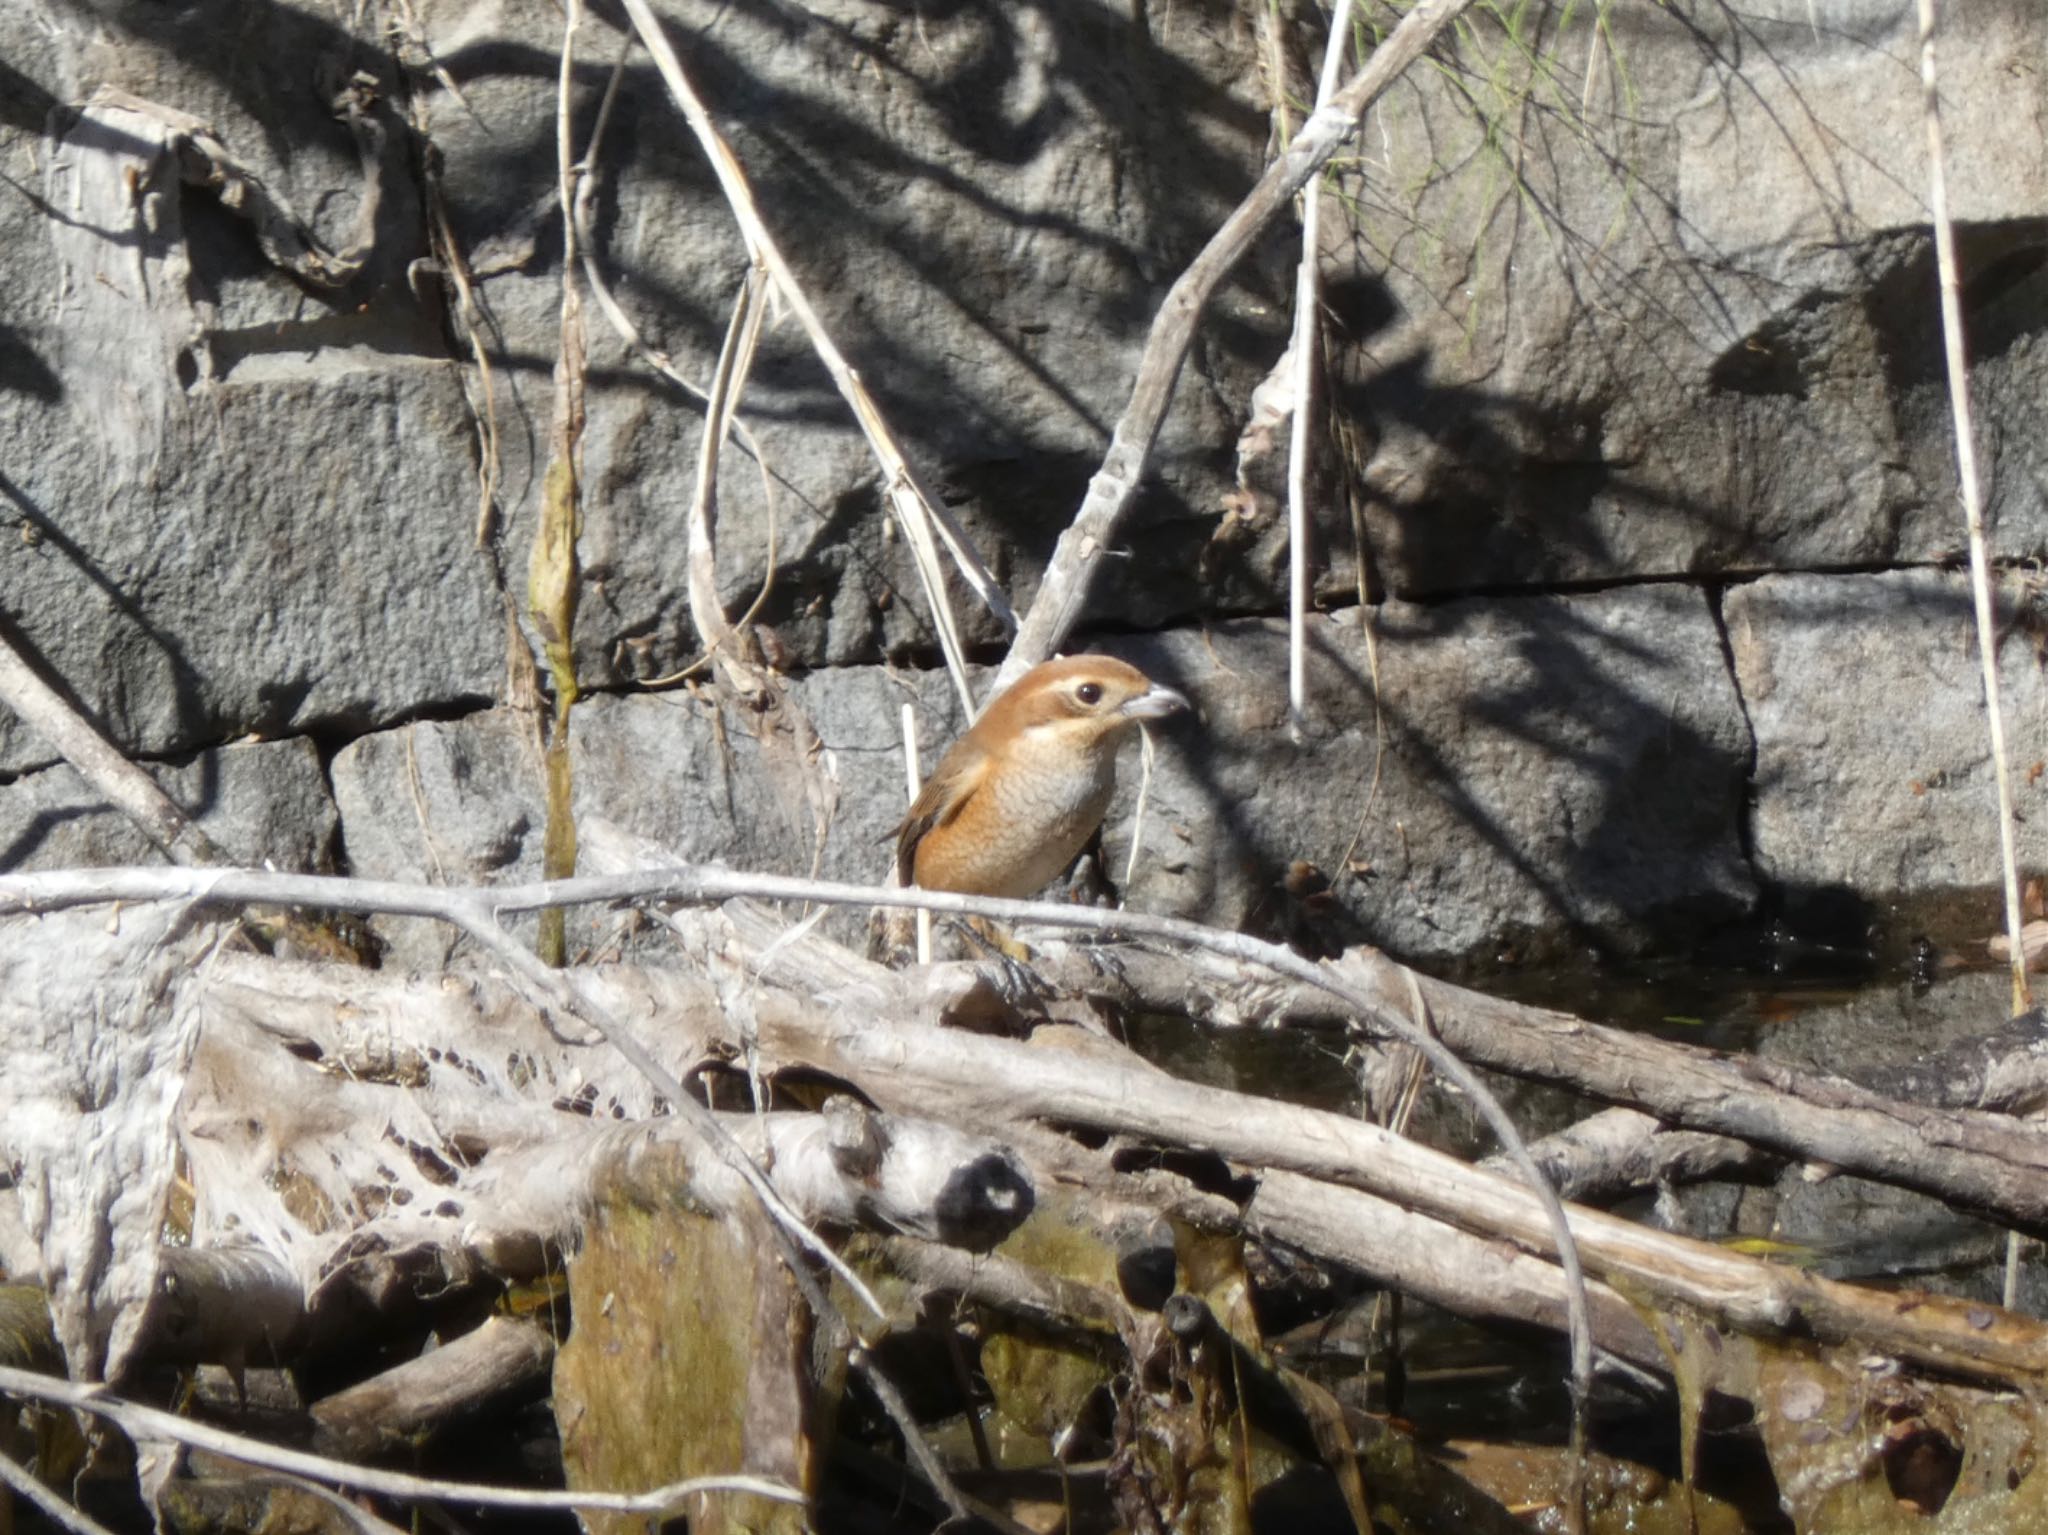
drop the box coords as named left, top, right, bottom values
left=1121, top=685, right=1189, bottom=722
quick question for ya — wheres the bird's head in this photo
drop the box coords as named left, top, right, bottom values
left=893, top=655, right=1191, bottom=896
left=979, top=655, right=1190, bottom=756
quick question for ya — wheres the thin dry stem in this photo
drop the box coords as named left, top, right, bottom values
left=1918, top=0, right=2033, bottom=1317
left=0, top=1365, right=801, bottom=1516
left=570, top=44, right=781, bottom=689
left=1285, top=0, right=1357, bottom=731
left=1915, top=0, right=2031, bottom=1019
left=421, top=188, right=503, bottom=546
left=899, top=703, right=933, bottom=963
left=612, top=0, right=1012, bottom=716
left=0, top=1444, right=121, bottom=1535
left=1121, top=723, right=1158, bottom=900
left=683, top=270, right=770, bottom=666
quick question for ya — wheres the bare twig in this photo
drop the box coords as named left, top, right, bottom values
left=571, top=43, right=781, bottom=689
left=0, top=1364, right=801, bottom=1515
left=994, top=0, right=1478, bottom=691
left=1285, top=0, right=1357, bottom=730
left=900, top=703, right=932, bottom=963
left=421, top=174, right=504, bottom=546
left=1120, top=723, right=1158, bottom=901
left=682, top=269, right=771, bottom=668
left=0, top=623, right=220, bottom=868
left=612, top=0, right=1013, bottom=714
left=1915, top=0, right=2030, bottom=1021
left=0, top=1442, right=123, bottom=1535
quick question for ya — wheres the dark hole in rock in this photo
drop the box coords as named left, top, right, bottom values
left=1883, top=1421, right=1964, bottom=1516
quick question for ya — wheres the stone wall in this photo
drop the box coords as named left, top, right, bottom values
left=2, top=0, right=2044, bottom=969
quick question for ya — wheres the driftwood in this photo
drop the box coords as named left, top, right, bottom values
left=1486, top=1106, right=1770, bottom=1206
left=7, top=862, right=2045, bottom=1419
left=178, top=910, right=2048, bottom=1398
left=150, top=1248, right=309, bottom=1368
left=5, top=863, right=2048, bottom=1531
left=310, top=1317, right=556, bottom=1461
left=0, top=861, right=1609, bottom=1412
left=1007, top=938, right=2048, bottom=1231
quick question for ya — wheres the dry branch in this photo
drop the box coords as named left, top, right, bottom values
left=1012, top=938, right=2048, bottom=1232
left=1248, top=1169, right=1663, bottom=1372
left=0, top=1364, right=802, bottom=1516
left=1490, top=1107, right=1769, bottom=1207
left=995, top=0, right=1478, bottom=689
left=0, top=622, right=222, bottom=868
left=310, top=1317, right=556, bottom=1460
left=1284, top=0, right=1358, bottom=728
left=746, top=991, right=2048, bottom=1388
left=613, top=0, right=1010, bottom=713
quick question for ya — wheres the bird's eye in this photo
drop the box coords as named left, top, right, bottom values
left=1075, top=681, right=1104, bottom=706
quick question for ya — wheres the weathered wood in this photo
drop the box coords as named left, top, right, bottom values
left=310, top=1317, right=555, bottom=1460
left=1492, top=1107, right=1771, bottom=1205
left=1249, top=1171, right=1663, bottom=1371
left=749, top=995, right=2048, bottom=1389
left=147, top=1247, right=307, bottom=1368
left=197, top=929, right=2048, bottom=1391
left=1006, top=940, right=2048, bottom=1232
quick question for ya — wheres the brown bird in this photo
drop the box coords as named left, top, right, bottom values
left=895, top=656, right=1190, bottom=898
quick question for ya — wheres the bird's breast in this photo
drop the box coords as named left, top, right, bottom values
left=927, top=740, right=1119, bottom=898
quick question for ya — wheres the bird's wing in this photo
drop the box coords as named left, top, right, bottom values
left=891, top=739, right=993, bottom=883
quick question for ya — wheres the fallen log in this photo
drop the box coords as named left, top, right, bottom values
left=996, top=939, right=2048, bottom=1233
left=310, top=1316, right=556, bottom=1460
